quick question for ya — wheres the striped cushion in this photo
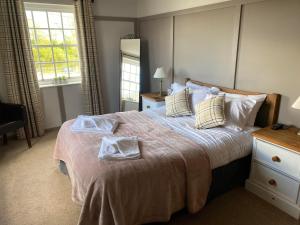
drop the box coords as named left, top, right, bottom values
left=165, top=89, right=192, bottom=117
left=195, top=95, right=225, bottom=129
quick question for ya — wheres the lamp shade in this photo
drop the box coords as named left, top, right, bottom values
left=153, top=67, right=167, bottom=79
left=292, top=96, right=300, bottom=109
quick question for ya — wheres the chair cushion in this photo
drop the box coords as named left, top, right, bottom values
left=0, top=120, right=25, bottom=135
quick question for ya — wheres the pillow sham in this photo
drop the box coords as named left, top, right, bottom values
left=246, top=95, right=267, bottom=126
left=224, top=93, right=267, bottom=127
left=195, top=95, right=225, bottom=129
left=187, top=82, right=221, bottom=112
left=186, top=81, right=209, bottom=91
left=186, top=81, right=220, bottom=93
left=165, top=89, right=192, bottom=117
left=170, top=82, right=186, bottom=95
left=190, top=89, right=210, bottom=112
left=224, top=99, right=257, bottom=131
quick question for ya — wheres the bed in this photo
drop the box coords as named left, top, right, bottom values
left=54, top=79, right=281, bottom=225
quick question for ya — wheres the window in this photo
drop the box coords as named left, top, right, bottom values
left=121, top=57, right=140, bottom=102
left=25, top=3, right=80, bottom=85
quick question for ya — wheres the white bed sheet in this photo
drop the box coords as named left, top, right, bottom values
left=143, top=107, right=257, bottom=169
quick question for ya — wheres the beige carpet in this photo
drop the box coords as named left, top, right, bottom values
left=0, top=130, right=299, bottom=225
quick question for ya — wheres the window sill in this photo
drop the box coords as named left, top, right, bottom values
left=39, top=81, right=81, bottom=89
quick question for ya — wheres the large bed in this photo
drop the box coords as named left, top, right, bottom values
left=54, top=80, right=281, bottom=225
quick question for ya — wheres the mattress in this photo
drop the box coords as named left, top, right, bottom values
left=143, top=107, right=256, bottom=169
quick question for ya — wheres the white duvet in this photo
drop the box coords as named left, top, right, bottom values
left=143, top=107, right=257, bottom=169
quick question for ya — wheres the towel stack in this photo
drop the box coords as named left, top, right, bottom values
left=98, top=136, right=140, bottom=160
left=71, top=115, right=141, bottom=160
left=71, top=115, right=119, bottom=134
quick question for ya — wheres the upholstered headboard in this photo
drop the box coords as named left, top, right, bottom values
left=186, top=79, right=281, bottom=128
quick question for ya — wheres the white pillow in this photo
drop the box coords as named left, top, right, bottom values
left=224, top=93, right=267, bottom=127
left=246, top=95, right=267, bottom=126
left=186, top=81, right=206, bottom=90
left=224, top=99, right=257, bottom=131
left=190, top=89, right=209, bottom=112
left=186, top=82, right=221, bottom=112
left=186, top=81, right=220, bottom=93
left=170, top=82, right=185, bottom=95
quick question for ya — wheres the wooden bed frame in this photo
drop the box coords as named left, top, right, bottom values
left=186, top=79, right=281, bottom=127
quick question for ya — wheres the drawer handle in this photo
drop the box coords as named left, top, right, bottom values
left=272, top=156, right=281, bottom=163
left=146, top=105, right=150, bottom=109
left=268, top=179, right=277, bottom=187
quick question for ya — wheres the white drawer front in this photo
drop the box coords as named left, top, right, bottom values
left=251, top=162, right=299, bottom=203
left=142, top=98, right=165, bottom=111
left=246, top=180, right=300, bottom=219
left=254, top=139, right=300, bottom=179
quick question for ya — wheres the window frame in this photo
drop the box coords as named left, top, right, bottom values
left=24, top=2, right=81, bottom=87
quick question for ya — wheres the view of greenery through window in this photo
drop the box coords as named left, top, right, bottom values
left=25, top=5, right=80, bottom=82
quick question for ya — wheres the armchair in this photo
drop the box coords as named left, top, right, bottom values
left=0, top=102, right=32, bottom=148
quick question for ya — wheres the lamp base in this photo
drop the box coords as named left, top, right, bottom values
left=298, top=131, right=300, bottom=136
left=159, top=79, right=163, bottom=97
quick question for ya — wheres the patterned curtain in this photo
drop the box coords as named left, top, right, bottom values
left=75, top=0, right=104, bottom=115
left=0, top=0, right=45, bottom=137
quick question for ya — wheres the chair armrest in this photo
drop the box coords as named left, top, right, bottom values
left=0, top=103, right=28, bottom=122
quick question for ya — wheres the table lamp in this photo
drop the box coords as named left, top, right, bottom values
left=292, top=96, right=300, bottom=135
left=153, top=67, right=167, bottom=96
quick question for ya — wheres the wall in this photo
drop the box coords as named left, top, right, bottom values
left=236, top=0, right=300, bottom=127
left=174, top=6, right=239, bottom=87
left=95, top=20, right=135, bottom=113
left=138, top=0, right=300, bottom=127
left=39, top=84, right=84, bottom=129
left=139, top=17, right=173, bottom=92
left=137, top=0, right=230, bottom=17
left=93, top=0, right=137, bottom=17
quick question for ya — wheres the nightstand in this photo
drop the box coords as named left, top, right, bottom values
left=141, top=93, right=166, bottom=111
left=246, top=126, right=300, bottom=219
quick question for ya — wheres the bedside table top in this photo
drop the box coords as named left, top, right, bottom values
left=252, top=126, right=300, bottom=153
left=141, top=93, right=167, bottom=102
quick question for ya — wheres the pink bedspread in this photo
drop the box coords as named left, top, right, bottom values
left=53, top=111, right=211, bottom=225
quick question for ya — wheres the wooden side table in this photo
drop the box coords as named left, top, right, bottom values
left=141, top=93, right=166, bottom=111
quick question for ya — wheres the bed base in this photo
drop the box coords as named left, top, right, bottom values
left=59, top=154, right=251, bottom=201
left=207, top=154, right=252, bottom=201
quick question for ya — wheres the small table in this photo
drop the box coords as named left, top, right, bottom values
left=140, top=93, right=166, bottom=111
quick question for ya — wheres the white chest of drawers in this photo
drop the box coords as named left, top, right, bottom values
left=246, top=127, right=300, bottom=219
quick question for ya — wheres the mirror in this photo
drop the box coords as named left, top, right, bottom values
left=120, top=39, right=141, bottom=112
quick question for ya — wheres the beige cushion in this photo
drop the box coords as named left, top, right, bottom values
left=165, top=89, right=192, bottom=117
left=195, top=95, right=225, bottom=129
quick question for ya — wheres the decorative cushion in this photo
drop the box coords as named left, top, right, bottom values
left=165, top=89, right=192, bottom=117
left=195, top=95, right=226, bottom=129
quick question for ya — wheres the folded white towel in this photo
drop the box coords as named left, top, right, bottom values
left=98, top=136, right=141, bottom=160
left=71, top=115, right=119, bottom=134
